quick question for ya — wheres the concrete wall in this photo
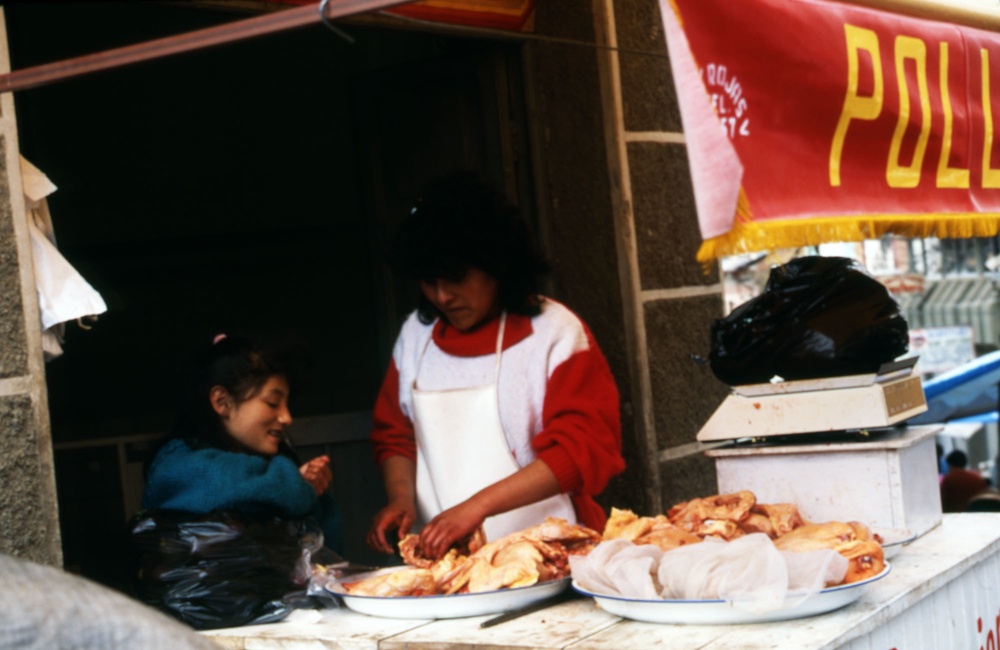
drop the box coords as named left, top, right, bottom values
left=0, top=12, right=62, bottom=566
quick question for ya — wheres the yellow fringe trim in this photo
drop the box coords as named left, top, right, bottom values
left=668, top=0, right=683, bottom=28
left=696, top=210, right=1000, bottom=264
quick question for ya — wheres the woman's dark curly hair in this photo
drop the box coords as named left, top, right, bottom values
left=388, top=171, right=550, bottom=324
left=171, top=334, right=302, bottom=453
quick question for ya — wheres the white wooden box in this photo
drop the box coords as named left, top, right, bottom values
left=706, top=425, right=943, bottom=537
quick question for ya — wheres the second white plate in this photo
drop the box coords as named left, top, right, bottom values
left=571, top=564, right=890, bottom=625
left=878, top=529, right=916, bottom=559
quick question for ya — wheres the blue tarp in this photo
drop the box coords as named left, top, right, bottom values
left=951, top=411, right=999, bottom=424
left=908, top=349, right=1000, bottom=424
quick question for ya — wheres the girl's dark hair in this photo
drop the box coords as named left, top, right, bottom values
left=171, top=334, right=302, bottom=451
left=388, top=171, right=550, bottom=324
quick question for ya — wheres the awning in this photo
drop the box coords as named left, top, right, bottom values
left=909, top=347, right=1000, bottom=423
left=381, top=0, right=535, bottom=31
left=660, top=0, right=1000, bottom=263
left=264, top=0, right=536, bottom=31
left=0, top=0, right=412, bottom=94
left=0, top=0, right=536, bottom=95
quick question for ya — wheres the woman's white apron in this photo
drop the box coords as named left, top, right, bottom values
left=412, top=313, right=576, bottom=542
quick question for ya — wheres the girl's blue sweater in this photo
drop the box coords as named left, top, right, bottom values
left=142, top=438, right=342, bottom=551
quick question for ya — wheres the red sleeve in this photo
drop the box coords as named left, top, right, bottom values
left=370, top=359, right=417, bottom=466
left=533, top=331, right=624, bottom=528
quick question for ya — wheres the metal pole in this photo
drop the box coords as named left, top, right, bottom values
left=0, top=0, right=412, bottom=94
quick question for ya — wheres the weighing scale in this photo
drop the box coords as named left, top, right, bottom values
left=697, top=358, right=928, bottom=443
left=698, top=357, right=941, bottom=536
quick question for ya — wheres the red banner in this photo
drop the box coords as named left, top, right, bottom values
left=386, top=0, right=534, bottom=31
left=265, top=0, right=534, bottom=31
left=662, top=0, right=1000, bottom=262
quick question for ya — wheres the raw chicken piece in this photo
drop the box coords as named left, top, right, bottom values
left=773, top=521, right=885, bottom=583
left=342, top=567, right=436, bottom=597
left=430, top=549, right=474, bottom=595
left=739, top=512, right=775, bottom=537
left=739, top=503, right=807, bottom=538
left=603, top=508, right=701, bottom=551
left=460, top=519, right=595, bottom=592
left=773, top=521, right=873, bottom=550
left=754, top=503, right=807, bottom=537
left=523, top=517, right=603, bottom=553
left=399, top=528, right=486, bottom=568
left=344, top=518, right=600, bottom=597
left=667, top=491, right=756, bottom=539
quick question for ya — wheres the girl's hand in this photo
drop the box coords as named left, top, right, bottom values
left=299, top=455, right=332, bottom=495
left=367, top=499, right=416, bottom=555
left=418, top=499, right=488, bottom=560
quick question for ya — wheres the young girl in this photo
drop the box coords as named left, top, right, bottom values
left=141, top=334, right=342, bottom=550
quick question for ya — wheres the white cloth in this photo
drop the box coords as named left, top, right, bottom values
left=29, top=221, right=106, bottom=332
left=569, top=535, right=848, bottom=613
left=21, top=156, right=106, bottom=360
left=412, top=313, right=575, bottom=541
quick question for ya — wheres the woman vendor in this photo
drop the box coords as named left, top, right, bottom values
left=366, top=171, right=625, bottom=560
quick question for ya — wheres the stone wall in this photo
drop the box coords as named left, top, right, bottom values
left=0, top=13, right=62, bottom=565
left=531, top=0, right=729, bottom=515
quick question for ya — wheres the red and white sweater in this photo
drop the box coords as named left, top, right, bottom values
left=371, top=298, right=625, bottom=531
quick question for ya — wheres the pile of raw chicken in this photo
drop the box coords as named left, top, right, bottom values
left=341, top=490, right=885, bottom=597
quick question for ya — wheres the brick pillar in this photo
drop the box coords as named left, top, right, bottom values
left=0, top=10, right=62, bottom=566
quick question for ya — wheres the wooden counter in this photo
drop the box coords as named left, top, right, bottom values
left=205, top=513, right=1000, bottom=649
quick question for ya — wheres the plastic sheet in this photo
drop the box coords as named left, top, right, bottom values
left=569, top=535, right=847, bottom=613
left=907, top=349, right=1000, bottom=424
left=710, top=256, right=909, bottom=386
left=128, top=510, right=325, bottom=630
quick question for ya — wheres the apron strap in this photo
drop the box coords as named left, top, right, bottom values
left=415, top=312, right=508, bottom=387
left=493, top=312, right=506, bottom=386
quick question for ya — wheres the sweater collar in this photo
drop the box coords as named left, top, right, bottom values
left=432, top=312, right=533, bottom=357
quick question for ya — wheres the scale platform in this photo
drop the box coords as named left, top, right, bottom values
left=697, top=358, right=928, bottom=442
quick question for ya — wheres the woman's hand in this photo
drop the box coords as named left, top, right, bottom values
left=416, top=460, right=563, bottom=559
left=418, top=498, right=489, bottom=560
left=367, top=499, right=416, bottom=554
left=299, top=455, right=333, bottom=495
left=367, top=456, right=419, bottom=554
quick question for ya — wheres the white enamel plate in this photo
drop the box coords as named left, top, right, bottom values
left=327, top=567, right=571, bottom=620
left=571, top=564, right=891, bottom=625
left=878, top=529, right=916, bottom=559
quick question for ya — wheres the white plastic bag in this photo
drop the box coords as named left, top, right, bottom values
left=569, top=539, right=662, bottom=599
left=570, top=534, right=849, bottom=613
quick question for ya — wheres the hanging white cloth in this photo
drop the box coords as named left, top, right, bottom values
left=22, top=156, right=106, bottom=360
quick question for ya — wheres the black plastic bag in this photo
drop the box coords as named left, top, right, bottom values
left=128, top=510, right=322, bottom=630
left=709, top=256, right=909, bottom=386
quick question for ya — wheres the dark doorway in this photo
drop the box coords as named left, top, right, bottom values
left=5, top=2, right=532, bottom=591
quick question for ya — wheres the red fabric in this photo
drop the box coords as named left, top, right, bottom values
left=534, top=336, right=623, bottom=532
left=386, top=0, right=535, bottom=32
left=940, top=468, right=988, bottom=513
left=432, top=313, right=532, bottom=357
left=672, top=0, right=1000, bottom=222
left=371, top=360, right=416, bottom=465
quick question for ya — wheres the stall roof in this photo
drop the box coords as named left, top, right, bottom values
left=0, top=0, right=410, bottom=94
